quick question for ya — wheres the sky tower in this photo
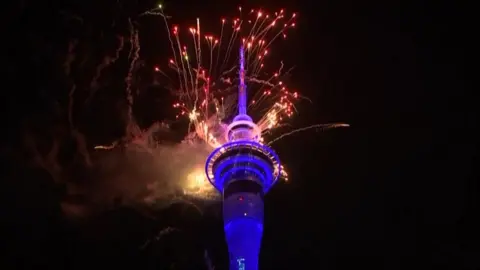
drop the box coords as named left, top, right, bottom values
left=205, top=45, right=281, bottom=270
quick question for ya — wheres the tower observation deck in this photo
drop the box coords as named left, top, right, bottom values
left=205, top=45, right=281, bottom=270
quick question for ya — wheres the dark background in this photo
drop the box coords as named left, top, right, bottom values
left=2, top=0, right=475, bottom=269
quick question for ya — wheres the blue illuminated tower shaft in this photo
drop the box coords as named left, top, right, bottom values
left=223, top=169, right=264, bottom=270
left=206, top=142, right=279, bottom=270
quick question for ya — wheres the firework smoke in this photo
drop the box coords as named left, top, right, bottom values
left=8, top=7, right=220, bottom=221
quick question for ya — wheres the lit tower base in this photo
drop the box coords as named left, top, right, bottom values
left=205, top=46, right=281, bottom=270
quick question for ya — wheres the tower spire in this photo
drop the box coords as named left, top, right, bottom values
left=238, top=45, right=247, bottom=115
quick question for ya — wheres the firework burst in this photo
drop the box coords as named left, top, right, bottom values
left=147, top=6, right=309, bottom=149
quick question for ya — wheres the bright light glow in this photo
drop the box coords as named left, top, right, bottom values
left=237, top=257, right=245, bottom=270
left=183, top=167, right=216, bottom=198
left=186, top=169, right=208, bottom=189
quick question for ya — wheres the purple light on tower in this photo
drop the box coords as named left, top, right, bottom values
left=206, top=45, right=281, bottom=270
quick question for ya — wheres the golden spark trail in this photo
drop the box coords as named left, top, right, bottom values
left=157, top=7, right=184, bottom=93
left=213, top=19, right=225, bottom=77
left=267, top=124, right=350, bottom=145
left=174, top=31, right=190, bottom=98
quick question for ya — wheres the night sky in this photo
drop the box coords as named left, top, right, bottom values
left=2, top=1, right=475, bottom=270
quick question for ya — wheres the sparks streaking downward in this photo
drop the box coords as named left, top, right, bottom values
left=145, top=6, right=348, bottom=152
